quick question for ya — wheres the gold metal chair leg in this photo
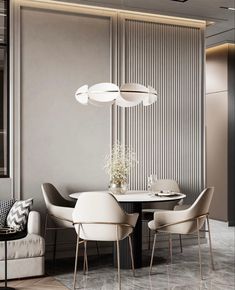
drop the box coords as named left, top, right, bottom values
left=116, top=226, right=121, bottom=290
left=206, top=216, right=215, bottom=270
left=73, top=225, right=80, bottom=290
left=148, top=228, right=151, bottom=250
left=179, top=234, right=183, bottom=253
left=83, top=240, right=88, bottom=274
left=149, top=232, right=157, bottom=274
left=128, top=235, right=135, bottom=276
left=197, top=218, right=202, bottom=280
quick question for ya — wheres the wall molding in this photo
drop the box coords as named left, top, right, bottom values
left=12, top=0, right=118, bottom=199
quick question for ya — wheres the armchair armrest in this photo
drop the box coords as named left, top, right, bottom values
left=27, top=211, right=41, bottom=235
left=126, top=213, right=139, bottom=228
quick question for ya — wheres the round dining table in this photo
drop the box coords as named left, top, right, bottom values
left=69, top=191, right=186, bottom=269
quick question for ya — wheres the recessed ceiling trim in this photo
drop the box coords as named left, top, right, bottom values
left=29, top=0, right=206, bottom=28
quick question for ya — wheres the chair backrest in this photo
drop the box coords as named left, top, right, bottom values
left=159, top=187, right=214, bottom=234
left=151, top=179, right=181, bottom=192
left=189, top=187, right=214, bottom=222
left=143, top=179, right=181, bottom=210
left=181, top=187, right=214, bottom=233
left=72, top=192, right=132, bottom=241
left=41, top=183, right=71, bottom=208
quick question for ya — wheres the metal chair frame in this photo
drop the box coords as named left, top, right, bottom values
left=44, top=214, right=100, bottom=265
left=72, top=221, right=135, bottom=290
left=149, top=213, right=215, bottom=280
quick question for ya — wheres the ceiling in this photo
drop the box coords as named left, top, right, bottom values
left=57, top=0, right=235, bottom=47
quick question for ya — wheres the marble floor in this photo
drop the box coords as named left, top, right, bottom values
left=50, top=220, right=234, bottom=290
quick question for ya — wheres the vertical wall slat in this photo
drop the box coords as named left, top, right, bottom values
left=117, top=18, right=203, bottom=200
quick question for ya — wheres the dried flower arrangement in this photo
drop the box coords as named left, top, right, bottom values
left=104, top=142, right=138, bottom=185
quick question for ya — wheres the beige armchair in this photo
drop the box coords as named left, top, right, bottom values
left=148, top=187, right=215, bottom=279
left=72, top=191, right=139, bottom=290
left=41, top=183, right=76, bottom=263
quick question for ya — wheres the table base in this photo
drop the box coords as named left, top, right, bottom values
left=114, top=202, right=142, bottom=269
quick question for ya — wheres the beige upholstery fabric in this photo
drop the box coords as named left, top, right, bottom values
left=28, top=211, right=41, bottom=234
left=0, top=234, right=44, bottom=260
left=143, top=179, right=182, bottom=212
left=151, top=179, right=181, bottom=192
left=0, top=211, right=45, bottom=280
left=73, top=192, right=139, bottom=241
left=41, top=183, right=75, bottom=228
left=0, top=257, right=44, bottom=280
left=174, top=204, right=191, bottom=211
left=148, top=188, right=214, bottom=234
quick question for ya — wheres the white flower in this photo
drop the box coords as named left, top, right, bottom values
left=104, top=142, right=138, bottom=184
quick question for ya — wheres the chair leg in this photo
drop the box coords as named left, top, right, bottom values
left=73, top=225, right=80, bottom=290
left=148, top=228, right=151, bottom=250
left=128, top=235, right=135, bottom=277
left=83, top=240, right=88, bottom=275
left=179, top=234, right=183, bottom=253
left=206, top=216, right=215, bottom=270
left=168, top=233, right=172, bottom=264
left=53, top=229, right=57, bottom=266
left=149, top=232, right=157, bottom=274
left=197, top=218, right=202, bottom=280
left=44, top=214, right=48, bottom=239
left=116, top=226, right=121, bottom=290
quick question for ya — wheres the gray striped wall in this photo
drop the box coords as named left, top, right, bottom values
left=115, top=18, right=204, bottom=202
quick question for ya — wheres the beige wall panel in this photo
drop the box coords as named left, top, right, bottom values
left=117, top=18, right=204, bottom=202
left=20, top=7, right=112, bottom=211
left=206, top=91, right=228, bottom=221
left=206, top=45, right=228, bottom=94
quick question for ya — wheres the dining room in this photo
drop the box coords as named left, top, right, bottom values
left=0, top=0, right=234, bottom=289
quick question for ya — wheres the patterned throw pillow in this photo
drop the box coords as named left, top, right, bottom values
left=7, top=199, right=33, bottom=231
left=0, top=199, right=15, bottom=228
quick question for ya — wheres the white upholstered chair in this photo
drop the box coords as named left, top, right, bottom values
left=41, top=183, right=76, bottom=263
left=72, top=191, right=139, bottom=290
left=142, top=179, right=183, bottom=250
left=148, top=187, right=215, bottom=279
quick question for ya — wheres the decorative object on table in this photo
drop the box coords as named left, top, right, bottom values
left=147, top=174, right=158, bottom=193
left=6, top=198, right=33, bottom=231
left=75, top=82, right=158, bottom=107
left=0, top=227, right=17, bottom=235
left=0, top=200, right=15, bottom=228
left=105, top=142, right=137, bottom=194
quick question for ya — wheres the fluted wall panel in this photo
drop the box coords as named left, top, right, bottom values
left=117, top=19, right=204, bottom=201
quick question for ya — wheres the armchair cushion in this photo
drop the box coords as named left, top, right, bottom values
left=0, top=234, right=45, bottom=260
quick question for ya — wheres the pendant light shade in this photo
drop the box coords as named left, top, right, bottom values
left=75, top=83, right=158, bottom=107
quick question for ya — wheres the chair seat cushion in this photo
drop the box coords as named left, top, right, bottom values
left=0, top=234, right=45, bottom=260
